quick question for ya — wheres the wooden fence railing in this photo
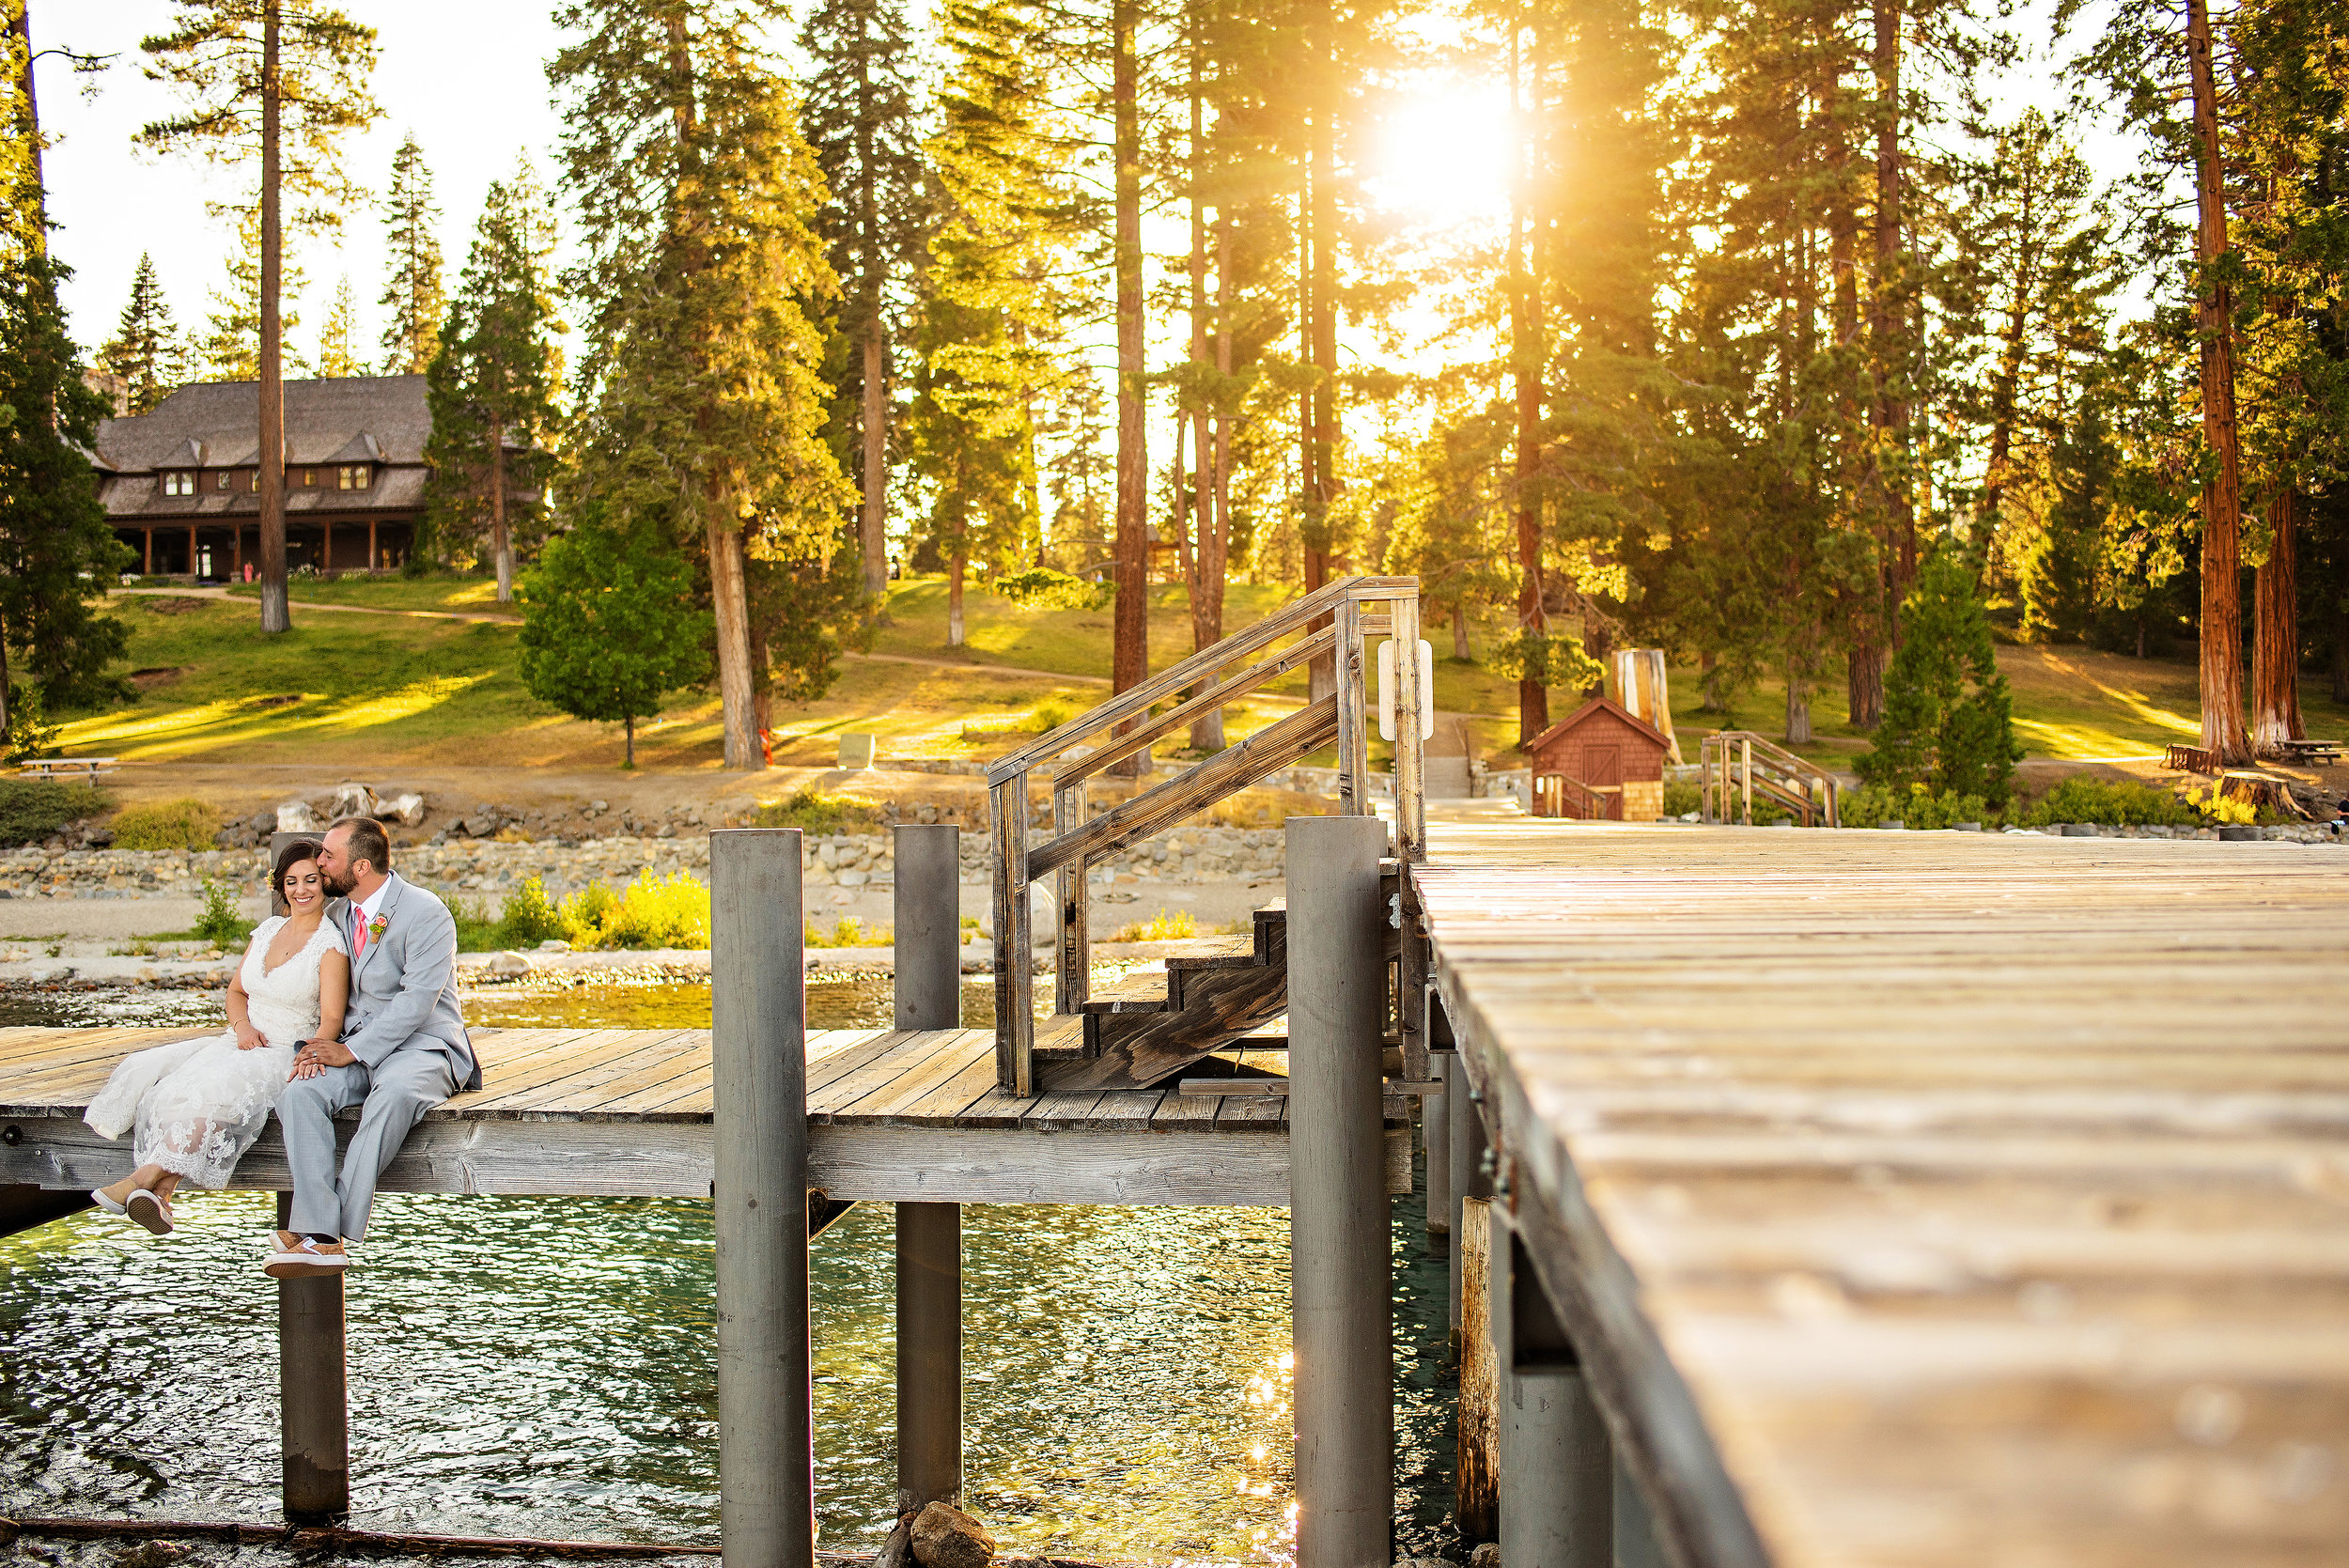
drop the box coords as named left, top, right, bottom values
left=1532, top=772, right=1610, bottom=820
left=987, top=576, right=1426, bottom=1093
left=1699, top=731, right=1841, bottom=828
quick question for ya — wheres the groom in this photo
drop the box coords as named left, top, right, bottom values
left=264, top=815, right=480, bottom=1279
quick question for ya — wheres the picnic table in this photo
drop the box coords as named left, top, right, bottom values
left=2279, top=737, right=2344, bottom=764
left=15, top=757, right=119, bottom=780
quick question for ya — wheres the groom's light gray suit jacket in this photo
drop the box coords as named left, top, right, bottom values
left=335, top=874, right=481, bottom=1092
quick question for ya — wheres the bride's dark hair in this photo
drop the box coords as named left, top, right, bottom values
left=273, top=839, right=325, bottom=893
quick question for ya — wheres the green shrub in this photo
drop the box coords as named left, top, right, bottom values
left=1661, top=780, right=1701, bottom=816
left=1840, top=783, right=1995, bottom=830
left=562, top=870, right=710, bottom=950
left=2180, top=784, right=2259, bottom=826
left=994, top=567, right=1110, bottom=611
left=495, top=877, right=569, bottom=948
left=110, top=798, right=224, bottom=850
left=192, top=878, right=256, bottom=948
left=2016, top=776, right=2200, bottom=828
left=806, top=914, right=893, bottom=948
left=755, top=786, right=879, bottom=834
left=1030, top=697, right=1077, bottom=734
left=1858, top=550, right=2021, bottom=805
left=0, top=778, right=108, bottom=846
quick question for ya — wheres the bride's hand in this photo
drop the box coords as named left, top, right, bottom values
left=234, top=1023, right=268, bottom=1051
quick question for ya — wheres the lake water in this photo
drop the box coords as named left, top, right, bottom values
left=0, top=976, right=1458, bottom=1565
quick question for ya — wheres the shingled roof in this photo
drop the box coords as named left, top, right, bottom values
left=92, top=375, right=431, bottom=474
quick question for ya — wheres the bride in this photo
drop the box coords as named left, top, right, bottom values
left=84, top=840, right=351, bottom=1234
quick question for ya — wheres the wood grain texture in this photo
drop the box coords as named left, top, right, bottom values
left=0, top=1027, right=1414, bottom=1205
left=1417, top=822, right=2349, bottom=1568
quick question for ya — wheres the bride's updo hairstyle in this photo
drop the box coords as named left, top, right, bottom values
left=274, top=839, right=325, bottom=896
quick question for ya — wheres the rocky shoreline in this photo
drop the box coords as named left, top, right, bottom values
left=0, top=827, right=1292, bottom=904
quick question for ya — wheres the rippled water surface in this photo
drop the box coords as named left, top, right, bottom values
left=0, top=981, right=1456, bottom=1563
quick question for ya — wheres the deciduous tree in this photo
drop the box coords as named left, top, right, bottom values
left=517, top=506, right=711, bottom=768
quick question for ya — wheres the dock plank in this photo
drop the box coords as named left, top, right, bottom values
left=1416, top=822, right=2349, bottom=1568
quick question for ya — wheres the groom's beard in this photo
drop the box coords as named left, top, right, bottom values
left=322, top=867, right=355, bottom=896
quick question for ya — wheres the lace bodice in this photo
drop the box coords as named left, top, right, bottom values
left=240, top=915, right=348, bottom=1048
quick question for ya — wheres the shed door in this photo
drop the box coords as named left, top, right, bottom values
left=1581, top=745, right=1623, bottom=788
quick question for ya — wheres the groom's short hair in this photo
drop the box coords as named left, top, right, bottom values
left=333, top=815, right=392, bottom=875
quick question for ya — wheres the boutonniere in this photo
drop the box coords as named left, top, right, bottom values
left=366, top=913, right=389, bottom=942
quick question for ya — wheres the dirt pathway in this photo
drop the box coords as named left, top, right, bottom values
left=115, top=585, right=521, bottom=625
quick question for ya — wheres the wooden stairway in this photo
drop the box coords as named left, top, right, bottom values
left=1034, top=868, right=1401, bottom=1091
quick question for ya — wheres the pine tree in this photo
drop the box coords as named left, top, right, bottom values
left=800, top=0, right=928, bottom=599
left=425, top=159, right=563, bottom=602
left=139, top=0, right=380, bottom=636
left=552, top=0, right=852, bottom=771
left=315, top=273, right=362, bottom=376
left=378, top=132, right=444, bottom=375
left=97, top=253, right=189, bottom=413
left=1858, top=549, right=2019, bottom=802
left=197, top=204, right=303, bottom=380
left=911, top=0, right=1067, bottom=648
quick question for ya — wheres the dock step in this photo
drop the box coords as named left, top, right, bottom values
left=1035, top=871, right=1398, bottom=1091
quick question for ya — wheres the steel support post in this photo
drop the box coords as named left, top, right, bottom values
left=1423, top=1055, right=1451, bottom=1255
left=894, top=825, right=963, bottom=1514
left=1615, top=1453, right=1668, bottom=1568
left=1287, top=815, right=1393, bottom=1568
left=275, top=1189, right=349, bottom=1523
left=1493, top=1210, right=1611, bottom=1568
left=713, top=829, right=815, bottom=1568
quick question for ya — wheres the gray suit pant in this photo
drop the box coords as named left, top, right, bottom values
left=277, top=1047, right=459, bottom=1240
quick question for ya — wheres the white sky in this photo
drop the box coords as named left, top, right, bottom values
left=39, top=0, right=2142, bottom=389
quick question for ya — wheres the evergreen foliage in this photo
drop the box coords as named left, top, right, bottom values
left=552, top=0, right=853, bottom=769
left=799, top=0, right=930, bottom=594
left=424, top=159, right=564, bottom=599
left=315, top=274, right=362, bottom=377
left=0, top=253, right=133, bottom=722
left=378, top=132, right=445, bottom=374
left=1858, top=551, right=2021, bottom=804
left=516, top=506, right=713, bottom=768
left=97, top=254, right=189, bottom=413
left=197, top=204, right=301, bottom=380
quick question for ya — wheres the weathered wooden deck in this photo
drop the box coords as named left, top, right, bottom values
left=0, top=1026, right=1408, bottom=1207
left=1422, top=821, right=2349, bottom=1568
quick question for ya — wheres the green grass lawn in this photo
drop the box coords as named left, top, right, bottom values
left=52, top=579, right=2347, bottom=774
left=222, top=574, right=518, bottom=615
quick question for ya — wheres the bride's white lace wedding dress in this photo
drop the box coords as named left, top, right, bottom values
left=85, top=915, right=349, bottom=1189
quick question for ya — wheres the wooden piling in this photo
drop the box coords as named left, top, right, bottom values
left=1285, top=815, right=1392, bottom=1568
left=1455, top=1195, right=1498, bottom=1542
left=711, top=830, right=814, bottom=1568
left=1423, top=1053, right=1450, bottom=1255
left=1496, top=1212, right=1610, bottom=1568
left=275, top=1190, right=350, bottom=1524
left=1615, top=1452, right=1667, bottom=1568
left=894, top=826, right=963, bottom=1513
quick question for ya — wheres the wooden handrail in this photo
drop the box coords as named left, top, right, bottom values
left=1700, top=731, right=1840, bottom=828
left=990, top=574, right=1425, bottom=1093
left=985, top=575, right=1417, bottom=786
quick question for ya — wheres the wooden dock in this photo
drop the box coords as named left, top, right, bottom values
left=1422, top=822, right=2349, bottom=1568
left=0, top=1025, right=1410, bottom=1208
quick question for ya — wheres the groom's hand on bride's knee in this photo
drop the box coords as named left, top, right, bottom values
left=289, top=1038, right=357, bottom=1079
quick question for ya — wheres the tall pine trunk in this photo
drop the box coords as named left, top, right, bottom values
left=2186, top=0, right=2251, bottom=764
left=948, top=550, right=966, bottom=647
left=490, top=417, right=512, bottom=602
left=2252, top=488, right=2304, bottom=755
left=1187, top=29, right=1224, bottom=753
left=705, top=496, right=759, bottom=768
left=1194, top=208, right=1231, bottom=752
left=1510, top=26, right=1548, bottom=747
left=1110, top=0, right=1148, bottom=773
left=257, top=0, right=289, bottom=635
left=862, top=328, right=889, bottom=597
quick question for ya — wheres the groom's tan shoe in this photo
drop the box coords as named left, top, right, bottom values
left=263, top=1231, right=350, bottom=1278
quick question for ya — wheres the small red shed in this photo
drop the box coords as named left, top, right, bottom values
left=1523, top=696, right=1672, bottom=821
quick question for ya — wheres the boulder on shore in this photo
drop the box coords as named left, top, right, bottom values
left=910, top=1500, right=997, bottom=1568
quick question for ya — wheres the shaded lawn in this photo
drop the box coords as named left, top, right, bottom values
left=223, top=574, right=516, bottom=615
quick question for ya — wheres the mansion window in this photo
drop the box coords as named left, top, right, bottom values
left=217, top=471, right=231, bottom=489
left=337, top=465, right=371, bottom=490
left=161, top=471, right=194, bottom=496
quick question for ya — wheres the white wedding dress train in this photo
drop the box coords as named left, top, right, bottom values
left=85, top=915, right=348, bottom=1189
